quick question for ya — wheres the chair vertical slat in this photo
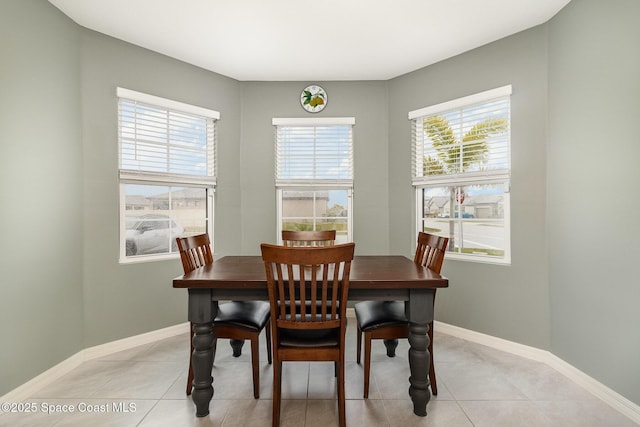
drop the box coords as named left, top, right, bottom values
left=275, top=264, right=285, bottom=320
left=340, top=263, right=350, bottom=320
left=286, top=264, right=295, bottom=320
left=332, top=263, right=340, bottom=320
left=300, top=264, right=308, bottom=320
left=310, top=265, right=317, bottom=319
left=319, top=264, right=327, bottom=321
left=198, top=246, right=206, bottom=266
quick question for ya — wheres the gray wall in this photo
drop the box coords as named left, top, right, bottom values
left=1, top=0, right=84, bottom=393
left=388, top=25, right=551, bottom=350
left=79, top=30, right=242, bottom=347
left=548, top=0, right=640, bottom=405
left=2, top=0, right=638, bottom=409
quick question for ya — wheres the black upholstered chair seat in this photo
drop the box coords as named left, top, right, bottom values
left=215, top=301, right=271, bottom=331
left=355, top=300, right=406, bottom=331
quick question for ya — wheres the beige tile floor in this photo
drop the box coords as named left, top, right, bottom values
left=1, top=322, right=637, bottom=427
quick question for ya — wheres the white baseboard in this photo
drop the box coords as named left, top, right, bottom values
left=434, top=321, right=550, bottom=362
left=82, top=322, right=190, bottom=361
left=545, top=352, right=640, bottom=425
left=0, top=351, right=87, bottom=404
left=1, top=322, right=190, bottom=403
left=435, top=321, right=640, bottom=425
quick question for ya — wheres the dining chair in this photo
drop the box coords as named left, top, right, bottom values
left=261, top=242, right=355, bottom=427
left=176, top=234, right=272, bottom=398
left=354, top=231, right=448, bottom=398
left=281, top=229, right=336, bottom=247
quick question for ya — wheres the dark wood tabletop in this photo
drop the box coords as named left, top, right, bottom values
left=173, top=255, right=449, bottom=290
left=174, top=254, right=448, bottom=418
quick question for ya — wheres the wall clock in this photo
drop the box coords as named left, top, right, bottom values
left=300, top=85, right=327, bottom=113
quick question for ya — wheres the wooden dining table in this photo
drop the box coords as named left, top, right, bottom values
left=173, top=255, right=448, bottom=418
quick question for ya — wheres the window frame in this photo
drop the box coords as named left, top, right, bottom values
left=117, top=88, right=218, bottom=263
left=272, top=117, right=355, bottom=245
left=410, top=85, right=512, bottom=265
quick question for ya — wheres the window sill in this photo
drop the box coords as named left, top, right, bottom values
left=119, top=252, right=180, bottom=265
left=446, top=252, right=511, bottom=266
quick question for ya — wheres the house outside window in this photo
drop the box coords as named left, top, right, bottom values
left=410, top=85, right=512, bottom=264
left=117, top=88, right=218, bottom=262
left=273, top=117, right=354, bottom=244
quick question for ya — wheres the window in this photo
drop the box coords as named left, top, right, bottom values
left=410, top=85, right=511, bottom=264
left=117, top=88, right=218, bottom=262
left=273, top=117, right=354, bottom=244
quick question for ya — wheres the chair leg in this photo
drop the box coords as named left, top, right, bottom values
left=363, top=331, right=372, bottom=398
left=230, top=339, right=244, bottom=357
left=265, top=320, right=273, bottom=364
left=272, top=361, right=282, bottom=427
left=186, top=360, right=194, bottom=395
left=186, top=324, right=194, bottom=395
left=356, top=326, right=362, bottom=364
left=250, top=335, right=260, bottom=399
left=337, top=360, right=346, bottom=427
left=428, top=320, right=437, bottom=395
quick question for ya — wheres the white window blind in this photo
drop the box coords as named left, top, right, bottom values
left=411, top=85, right=511, bottom=186
left=273, top=117, right=354, bottom=187
left=118, top=88, right=218, bottom=186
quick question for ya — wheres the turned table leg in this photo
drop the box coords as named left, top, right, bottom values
left=406, top=289, right=434, bottom=417
left=189, top=289, right=217, bottom=417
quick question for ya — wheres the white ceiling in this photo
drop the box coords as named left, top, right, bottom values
left=48, top=0, right=571, bottom=81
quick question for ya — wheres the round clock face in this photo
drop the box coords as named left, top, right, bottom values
left=300, top=85, right=327, bottom=113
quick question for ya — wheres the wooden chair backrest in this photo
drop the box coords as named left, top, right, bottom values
left=175, top=234, right=214, bottom=274
left=282, top=230, right=336, bottom=247
left=413, top=232, right=449, bottom=274
left=261, top=243, right=355, bottom=332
